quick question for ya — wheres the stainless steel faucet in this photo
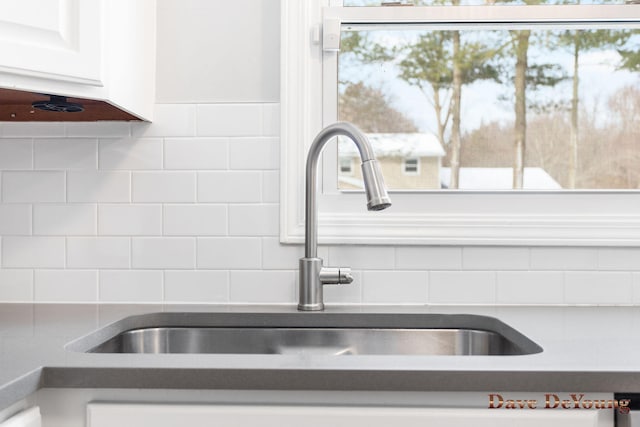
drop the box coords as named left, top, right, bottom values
left=298, top=122, right=392, bottom=311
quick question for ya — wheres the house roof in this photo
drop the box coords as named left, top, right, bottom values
left=338, top=133, right=445, bottom=158
left=440, top=167, right=562, bottom=190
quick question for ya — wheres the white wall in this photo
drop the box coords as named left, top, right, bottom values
left=155, top=0, right=280, bottom=103
left=0, top=1, right=638, bottom=305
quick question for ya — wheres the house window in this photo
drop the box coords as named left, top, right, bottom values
left=340, top=157, right=353, bottom=174
left=403, top=158, right=419, bottom=175
left=280, top=0, right=640, bottom=245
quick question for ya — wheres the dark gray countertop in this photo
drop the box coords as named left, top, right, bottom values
left=2, top=303, right=640, bottom=410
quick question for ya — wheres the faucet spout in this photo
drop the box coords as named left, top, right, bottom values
left=298, top=122, right=391, bottom=311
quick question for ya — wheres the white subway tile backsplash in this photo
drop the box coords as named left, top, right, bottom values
left=0, top=140, right=32, bottom=170
left=395, top=247, right=462, bottom=270
left=34, top=139, right=97, bottom=170
left=496, top=271, right=564, bottom=304
left=3, top=237, right=65, bottom=268
left=429, top=271, right=496, bottom=304
left=462, top=247, right=529, bottom=270
left=565, top=271, right=633, bottom=304
left=262, top=103, right=280, bottom=137
left=228, top=138, right=279, bottom=170
left=598, top=248, right=640, bottom=271
left=0, top=102, right=635, bottom=306
left=132, top=171, right=196, bottom=202
left=229, top=270, right=295, bottom=303
left=3, top=171, right=65, bottom=202
left=198, top=171, right=261, bottom=202
left=197, top=237, right=261, bottom=269
left=65, top=122, right=131, bottom=138
left=328, top=246, right=395, bottom=270
left=66, top=237, right=130, bottom=269
left=164, top=138, right=228, bottom=170
left=99, top=138, right=163, bottom=170
left=132, top=237, right=195, bottom=269
left=0, top=205, right=31, bottom=235
left=131, top=104, right=196, bottom=138
left=98, top=204, right=162, bottom=236
left=530, top=247, right=598, bottom=270
left=262, top=171, right=279, bottom=203
left=164, top=270, right=228, bottom=302
left=0, top=270, right=33, bottom=302
left=34, top=270, right=97, bottom=302
left=362, top=271, right=428, bottom=304
left=67, top=171, right=130, bottom=203
left=163, top=205, right=227, bottom=236
left=228, top=204, right=278, bottom=236
left=99, top=270, right=163, bottom=302
left=33, top=204, right=96, bottom=236
left=633, top=273, right=640, bottom=304
left=196, top=104, right=262, bottom=136
left=2, top=122, right=64, bottom=138
left=261, top=237, right=303, bottom=270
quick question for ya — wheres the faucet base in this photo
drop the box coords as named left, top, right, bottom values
left=297, top=302, right=325, bottom=311
left=298, top=258, right=355, bottom=311
left=298, top=257, right=324, bottom=311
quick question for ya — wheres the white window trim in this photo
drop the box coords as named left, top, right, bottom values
left=280, top=0, right=640, bottom=246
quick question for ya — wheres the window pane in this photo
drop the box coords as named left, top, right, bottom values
left=337, top=25, right=640, bottom=190
left=344, top=1, right=628, bottom=6
left=404, top=158, right=419, bottom=173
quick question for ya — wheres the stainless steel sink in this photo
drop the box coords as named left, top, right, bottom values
left=68, top=312, right=542, bottom=356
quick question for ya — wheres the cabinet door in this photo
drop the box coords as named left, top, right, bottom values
left=87, top=403, right=608, bottom=427
left=0, top=0, right=101, bottom=86
left=0, top=407, right=41, bottom=427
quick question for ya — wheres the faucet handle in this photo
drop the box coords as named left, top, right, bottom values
left=319, top=266, right=354, bottom=285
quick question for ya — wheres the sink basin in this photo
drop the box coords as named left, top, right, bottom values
left=67, top=312, right=542, bottom=356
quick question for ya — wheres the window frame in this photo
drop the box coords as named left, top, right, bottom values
left=280, top=0, right=640, bottom=246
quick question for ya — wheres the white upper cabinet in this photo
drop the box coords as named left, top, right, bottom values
left=0, top=0, right=102, bottom=86
left=0, top=0, right=156, bottom=121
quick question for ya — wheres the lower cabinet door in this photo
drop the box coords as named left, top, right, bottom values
left=87, top=403, right=608, bottom=427
left=0, top=407, right=41, bottom=427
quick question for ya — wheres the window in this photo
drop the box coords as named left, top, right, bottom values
left=340, top=157, right=354, bottom=174
left=403, top=158, right=419, bottom=175
left=281, top=0, right=640, bottom=245
left=337, top=24, right=640, bottom=191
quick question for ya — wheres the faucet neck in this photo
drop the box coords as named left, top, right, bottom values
left=304, top=122, right=375, bottom=258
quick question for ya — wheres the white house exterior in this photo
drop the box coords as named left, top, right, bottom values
left=338, top=133, right=446, bottom=190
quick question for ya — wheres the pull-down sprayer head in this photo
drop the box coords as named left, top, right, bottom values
left=361, top=159, right=391, bottom=211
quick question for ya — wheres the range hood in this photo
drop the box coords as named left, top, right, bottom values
left=0, top=89, right=141, bottom=122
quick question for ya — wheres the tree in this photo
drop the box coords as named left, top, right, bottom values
left=338, top=82, right=419, bottom=133
left=511, top=29, right=531, bottom=189
left=554, top=29, right=631, bottom=188
left=496, top=27, right=565, bottom=188
left=341, top=16, right=500, bottom=189
left=618, top=30, right=640, bottom=72
left=398, top=31, right=454, bottom=148
left=397, top=30, right=499, bottom=188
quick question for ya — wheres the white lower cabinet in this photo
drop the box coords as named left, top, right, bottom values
left=0, top=407, right=41, bottom=427
left=87, top=403, right=607, bottom=427
left=29, top=388, right=615, bottom=427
